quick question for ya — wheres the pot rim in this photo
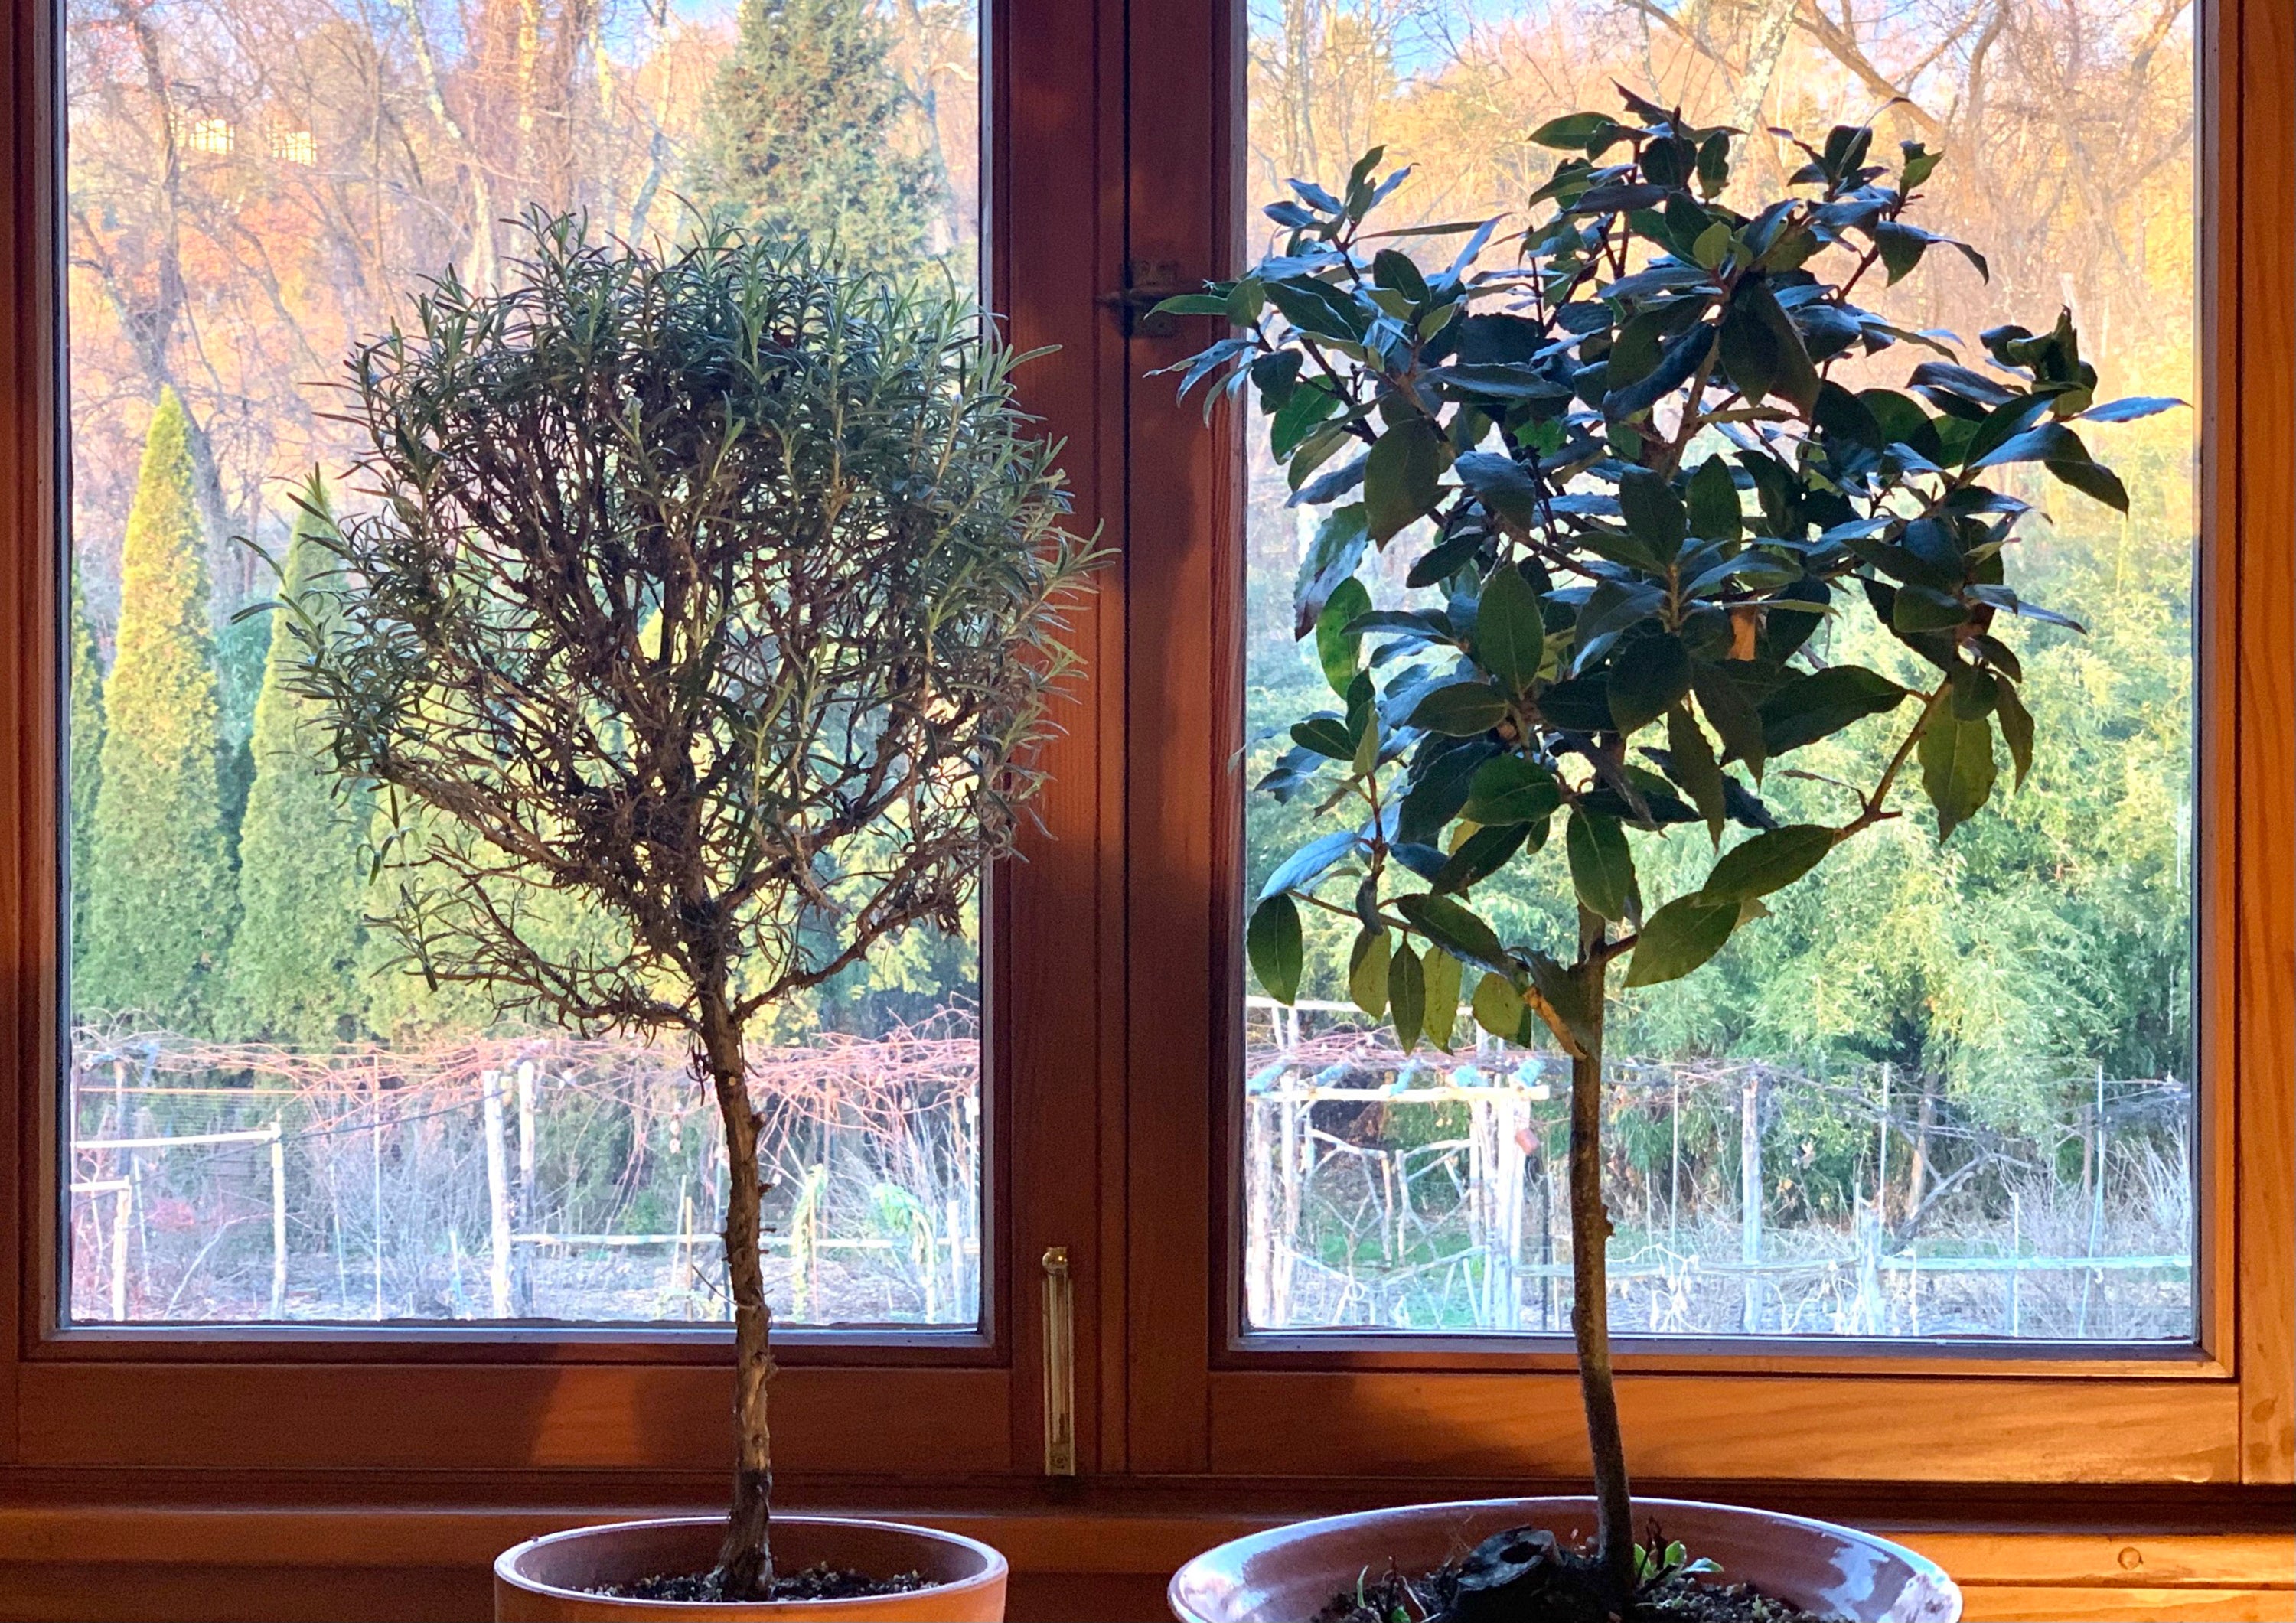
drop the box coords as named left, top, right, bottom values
left=494, top=1514, right=1010, bottom=1614
left=1166, top=1494, right=1960, bottom=1622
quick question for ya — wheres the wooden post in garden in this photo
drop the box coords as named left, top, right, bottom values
left=1853, top=1193, right=1883, bottom=1335
left=1499, top=1091, right=1527, bottom=1329
left=513, top=1061, right=537, bottom=1315
left=1246, top=1094, right=1272, bottom=1322
left=2079, top=1061, right=2108, bottom=1334
left=269, top=1122, right=287, bottom=1318
left=1740, top=1072, right=1763, bottom=1332
left=109, top=1178, right=131, bottom=1321
left=1275, top=1081, right=1300, bottom=1326
left=481, top=1068, right=513, bottom=1318
left=2009, top=1190, right=2024, bottom=1335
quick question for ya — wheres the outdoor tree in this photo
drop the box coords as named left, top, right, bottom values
left=225, top=479, right=371, bottom=1044
left=68, top=574, right=106, bottom=955
left=279, top=217, right=1093, bottom=1595
left=80, top=388, right=236, bottom=1028
left=1163, top=99, right=2167, bottom=1606
left=690, top=0, right=943, bottom=270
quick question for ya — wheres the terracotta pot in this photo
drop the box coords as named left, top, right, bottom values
left=495, top=1515, right=1009, bottom=1621
left=1167, top=1497, right=1960, bottom=1623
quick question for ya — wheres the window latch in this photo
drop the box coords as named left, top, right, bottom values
left=1099, top=260, right=1211, bottom=337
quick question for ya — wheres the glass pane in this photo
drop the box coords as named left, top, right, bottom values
left=1241, top=2, right=2196, bottom=1340
left=64, top=0, right=984, bottom=1326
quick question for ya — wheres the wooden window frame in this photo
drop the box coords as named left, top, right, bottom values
left=1117, top=0, right=2294, bottom=1494
left=0, top=0, right=2285, bottom=1527
left=0, top=0, right=1127, bottom=1488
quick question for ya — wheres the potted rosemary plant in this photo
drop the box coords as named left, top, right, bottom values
left=282, top=217, right=1094, bottom=1618
left=1159, top=95, right=2167, bottom=1623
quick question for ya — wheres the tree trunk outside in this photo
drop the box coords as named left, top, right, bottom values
left=702, top=988, right=778, bottom=1601
left=1569, top=917, right=1636, bottom=1603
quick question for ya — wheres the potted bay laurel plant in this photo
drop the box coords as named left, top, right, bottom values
left=280, top=217, right=1093, bottom=1618
left=1159, top=95, right=2168, bottom=1623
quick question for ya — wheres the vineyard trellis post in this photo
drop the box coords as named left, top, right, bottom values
left=268, top=1122, right=285, bottom=1317
left=514, top=1060, right=537, bottom=1315
left=1740, top=1072, right=1763, bottom=1333
left=481, top=1067, right=513, bottom=1317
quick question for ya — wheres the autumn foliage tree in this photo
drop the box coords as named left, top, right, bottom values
left=281, top=219, right=1093, bottom=1595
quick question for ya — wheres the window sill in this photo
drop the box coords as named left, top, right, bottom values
left=0, top=1494, right=2287, bottom=1622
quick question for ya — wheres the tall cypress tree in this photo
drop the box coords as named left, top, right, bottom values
left=223, top=481, right=370, bottom=1044
left=690, top=0, right=941, bottom=269
left=67, top=573, right=106, bottom=957
left=80, top=389, right=234, bottom=1028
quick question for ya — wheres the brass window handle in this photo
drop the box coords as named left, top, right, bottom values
left=1041, top=1246, right=1075, bottom=1476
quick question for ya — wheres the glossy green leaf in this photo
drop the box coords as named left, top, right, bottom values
left=1667, top=703, right=1728, bottom=843
left=1247, top=893, right=1303, bottom=1004
left=1422, top=950, right=1463, bottom=1051
left=1314, top=578, right=1372, bottom=695
left=1759, top=666, right=1908, bottom=757
left=1430, top=821, right=1531, bottom=894
left=1685, top=455, right=1740, bottom=542
left=1388, top=940, right=1426, bottom=1052
left=1349, top=927, right=1391, bottom=1018
left=1617, top=468, right=1687, bottom=552
left=1463, top=755, right=1563, bottom=826
left=1472, top=970, right=1529, bottom=1042
left=2045, top=456, right=2130, bottom=513
left=1407, top=680, right=1511, bottom=736
left=1624, top=893, right=1740, bottom=987
left=1454, top=450, right=1543, bottom=529
left=1702, top=823, right=1836, bottom=901
left=1530, top=112, right=1621, bottom=152
left=1476, top=562, right=1547, bottom=690
left=1259, top=829, right=1359, bottom=900
left=1692, top=663, right=1768, bottom=781
left=1607, top=631, right=1692, bottom=735
left=1365, top=419, right=1446, bottom=543
left=1995, top=676, right=2035, bottom=789
left=1919, top=711, right=1998, bottom=840
left=1395, top=891, right=1512, bottom=977
left=1566, top=807, right=1636, bottom=923
left=1293, top=504, right=1368, bottom=638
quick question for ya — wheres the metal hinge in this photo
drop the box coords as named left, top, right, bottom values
left=1098, top=259, right=1208, bottom=337
left=1040, top=1246, right=1076, bottom=1475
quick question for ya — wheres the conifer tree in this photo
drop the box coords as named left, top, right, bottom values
left=223, top=481, right=370, bottom=1043
left=68, top=574, right=106, bottom=957
left=80, top=389, right=234, bottom=1028
left=690, top=0, right=940, bottom=269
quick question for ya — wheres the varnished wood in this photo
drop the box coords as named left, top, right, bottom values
left=1, top=1501, right=2285, bottom=1582
left=1120, top=0, right=1239, bottom=1476
left=1956, top=1589, right=2289, bottom=1622
left=0, top=1504, right=2284, bottom=1623
left=0, top=0, right=60, bottom=1466
left=0, top=0, right=1122, bottom=1487
left=2228, top=0, right=2296, bottom=1488
left=1207, top=1371, right=2242, bottom=1483
left=15, top=1364, right=1014, bottom=1472
left=1118, top=0, right=2296, bottom=1498
left=990, top=0, right=1127, bottom=1487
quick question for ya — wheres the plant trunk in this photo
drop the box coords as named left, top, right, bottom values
left=702, top=987, right=777, bottom=1601
left=1569, top=920, right=1636, bottom=1605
